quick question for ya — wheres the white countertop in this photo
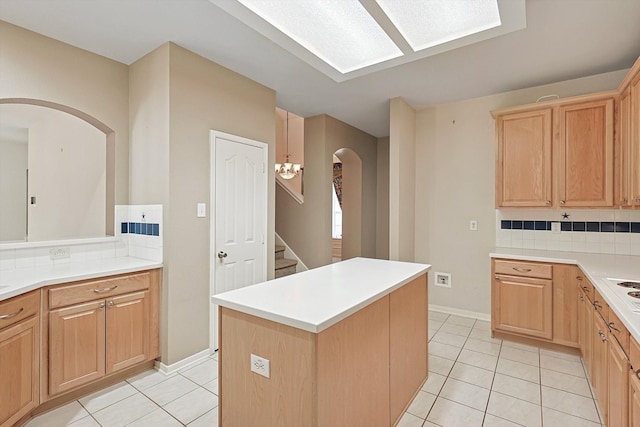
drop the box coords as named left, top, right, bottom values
left=490, top=247, right=640, bottom=343
left=211, top=257, right=431, bottom=333
left=0, top=257, right=163, bottom=301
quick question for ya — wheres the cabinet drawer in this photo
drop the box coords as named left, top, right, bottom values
left=576, top=276, right=594, bottom=302
left=494, top=260, right=552, bottom=279
left=0, top=290, right=39, bottom=331
left=48, top=272, right=150, bottom=309
left=608, top=309, right=629, bottom=356
left=592, top=288, right=608, bottom=322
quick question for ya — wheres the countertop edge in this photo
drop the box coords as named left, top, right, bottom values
left=212, top=260, right=431, bottom=334
left=0, top=259, right=163, bottom=302
left=490, top=248, right=640, bottom=344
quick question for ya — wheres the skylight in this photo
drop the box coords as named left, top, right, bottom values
left=236, top=0, right=403, bottom=74
left=376, top=0, right=502, bottom=51
left=210, top=0, right=526, bottom=82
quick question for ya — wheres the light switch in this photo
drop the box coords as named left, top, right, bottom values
left=197, top=203, right=206, bottom=218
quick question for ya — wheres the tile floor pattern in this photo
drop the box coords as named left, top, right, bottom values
left=26, top=311, right=604, bottom=427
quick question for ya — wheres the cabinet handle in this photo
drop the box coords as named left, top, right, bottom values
left=94, top=285, right=118, bottom=293
left=636, top=197, right=640, bottom=203
left=545, top=200, right=551, bottom=206
left=495, top=276, right=501, bottom=281
left=601, top=334, right=607, bottom=342
left=576, top=276, right=583, bottom=281
left=560, top=200, right=566, bottom=205
left=512, top=267, right=532, bottom=273
left=108, top=301, right=115, bottom=307
left=636, top=369, right=640, bottom=380
left=582, top=286, right=590, bottom=293
left=0, top=307, right=24, bottom=319
left=578, top=295, right=584, bottom=302
left=608, top=322, right=620, bottom=333
left=624, top=198, right=628, bottom=203
left=99, top=302, right=105, bottom=309
left=594, top=301, right=602, bottom=309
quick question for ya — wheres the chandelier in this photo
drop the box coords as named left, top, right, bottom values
left=275, top=111, right=301, bottom=180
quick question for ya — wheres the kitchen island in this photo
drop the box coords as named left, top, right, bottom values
left=211, top=257, right=430, bottom=427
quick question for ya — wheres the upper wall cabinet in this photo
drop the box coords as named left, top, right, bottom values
left=557, top=98, right=614, bottom=208
left=493, top=94, right=615, bottom=208
left=495, top=109, right=552, bottom=207
left=616, top=58, right=640, bottom=208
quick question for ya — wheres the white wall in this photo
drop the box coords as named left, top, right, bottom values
left=413, top=69, right=629, bottom=317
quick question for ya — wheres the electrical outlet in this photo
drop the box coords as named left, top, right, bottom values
left=469, top=220, right=478, bottom=231
left=250, top=353, right=270, bottom=378
left=49, top=247, right=70, bottom=260
left=435, top=272, right=451, bottom=288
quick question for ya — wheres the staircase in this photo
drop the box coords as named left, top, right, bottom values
left=275, top=245, right=298, bottom=278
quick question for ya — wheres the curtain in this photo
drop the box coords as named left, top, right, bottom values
left=333, top=162, right=342, bottom=208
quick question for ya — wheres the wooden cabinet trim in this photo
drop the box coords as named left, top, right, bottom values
left=48, top=272, right=151, bottom=310
left=494, top=260, right=552, bottom=279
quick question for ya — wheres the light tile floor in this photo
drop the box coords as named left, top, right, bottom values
left=26, top=310, right=604, bottom=427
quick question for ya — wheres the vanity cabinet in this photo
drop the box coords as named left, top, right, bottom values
left=44, top=270, right=159, bottom=399
left=493, top=94, right=615, bottom=208
left=0, top=291, right=39, bottom=427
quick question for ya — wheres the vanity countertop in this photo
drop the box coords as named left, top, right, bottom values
left=212, top=257, right=431, bottom=333
left=491, top=247, right=640, bottom=343
left=0, top=257, right=162, bottom=301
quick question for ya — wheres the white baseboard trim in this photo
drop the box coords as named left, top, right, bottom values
left=154, top=349, right=213, bottom=375
left=429, top=304, right=491, bottom=322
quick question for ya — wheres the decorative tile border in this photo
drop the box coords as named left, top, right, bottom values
left=121, top=222, right=160, bottom=236
left=501, top=220, right=640, bottom=233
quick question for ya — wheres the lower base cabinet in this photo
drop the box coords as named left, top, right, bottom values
left=607, top=334, right=629, bottom=427
left=0, top=307, right=39, bottom=427
left=45, top=271, right=159, bottom=400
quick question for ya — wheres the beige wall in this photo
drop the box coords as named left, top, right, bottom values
left=276, top=115, right=377, bottom=268
left=0, top=139, right=27, bottom=241
left=130, top=43, right=276, bottom=364
left=389, top=98, right=416, bottom=262
left=376, top=137, right=390, bottom=260
left=413, top=69, right=629, bottom=316
left=0, top=21, right=129, bottom=210
left=28, top=109, right=105, bottom=241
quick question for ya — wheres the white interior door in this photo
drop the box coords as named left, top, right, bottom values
left=210, top=130, right=267, bottom=351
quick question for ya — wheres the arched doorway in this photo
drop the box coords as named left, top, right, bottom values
left=332, top=148, right=362, bottom=261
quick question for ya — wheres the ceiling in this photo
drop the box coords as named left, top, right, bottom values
left=1, top=0, right=639, bottom=137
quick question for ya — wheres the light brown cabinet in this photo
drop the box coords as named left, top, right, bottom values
left=630, top=338, right=640, bottom=426
left=493, top=95, right=615, bottom=208
left=557, top=98, right=614, bottom=207
left=632, top=72, right=640, bottom=206
left=495, top=109, right=552, bottom=207
left=0, top=291, right=39, bottom=427
left=591, top=309, right=609, bottom=425
left=492, top=260, right=553, bottom=340
left=607, top=332, right=629, bottom=427
left=44, top=270, right=159, bottom=400
left=492, top=260, right=580, bottom=346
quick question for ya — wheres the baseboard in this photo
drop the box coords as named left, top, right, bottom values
left=155, top=349, right=213, bottom=375
left=428, top=304, right=491, bottom=322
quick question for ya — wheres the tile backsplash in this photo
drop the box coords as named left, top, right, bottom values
left=0, top=204, right=163, bottom=272
left=496, top=209, right=640, bottom=255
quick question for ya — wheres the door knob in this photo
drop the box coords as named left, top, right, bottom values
left=218, top=251, right=228, bottom=259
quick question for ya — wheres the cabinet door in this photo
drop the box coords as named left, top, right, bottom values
left=0, top=317, right=39, bottom=427
left=592, top=312, right=608, bottom=425
left=557, top=98, right=614, bottom=207
left=493, top=274, right=552, bottom=339
left=49, top=300, right=105, bottom=395
left=607, top=336, right=629, bottom=427
left=583, top=299, right=595, bottom=380
left=496, top=109, right=552, bottom=207
left=631, top=370, right=640, bottom=427
left=106, top=291, right=150, bottom=374
left=552, top=265, right=579, bottom=347
left=631, top=72, right=640, bottom=206
left=617, top=87, right=632, bottom=206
